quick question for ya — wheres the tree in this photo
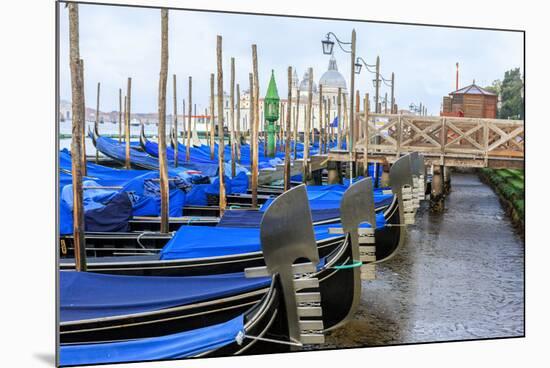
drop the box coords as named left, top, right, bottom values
left=485, top=68, right=523, bottom=119
left=499, top=68, right=523, bottom=119
left=484, top=79, right=502, bottom=96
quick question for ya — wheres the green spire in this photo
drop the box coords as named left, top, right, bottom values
left=265, top=69, right=280, bottom=102
left=264, top=70, right=280, bottom=157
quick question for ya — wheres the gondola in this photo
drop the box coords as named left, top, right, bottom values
left=59, top=154, right=418, bottom=274
left=58, top=185, right=343, bottom=366
left=59, top=183, right=371, bottom=340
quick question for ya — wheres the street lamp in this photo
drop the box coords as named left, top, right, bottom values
left=409, top=103, right=422, bottom=114
left=321, top=34, right=335, bottom=55
left=320, top=30, right=356, bottom=186
left=354, top=57, right=376, bottom=75
left=354, top=61, right=362, bottom=74
left=320, top=32, right=352, bottom=55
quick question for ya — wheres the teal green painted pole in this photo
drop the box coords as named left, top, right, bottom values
left=264, top=70, right=280, bottom=157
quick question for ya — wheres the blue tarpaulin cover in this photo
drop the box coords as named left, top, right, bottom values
left=261, top=190, right=393, bottom=212
left=59, top=314, right=244, bottom=366
left=95, top=135, right=220, bottom=176
left=60, top=271, right=270, bottom=322
left=159, top=222, right=363, bottom=260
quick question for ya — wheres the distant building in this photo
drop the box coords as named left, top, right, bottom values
left=211, top=55, right=350, bottom=134
left=441, top=82, right=497, bottom=118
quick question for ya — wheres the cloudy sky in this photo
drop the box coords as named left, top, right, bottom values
left=58, top=2, right=523, bottom=115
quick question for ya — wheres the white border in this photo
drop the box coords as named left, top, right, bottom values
left=1, top=0, right=545, bottom=367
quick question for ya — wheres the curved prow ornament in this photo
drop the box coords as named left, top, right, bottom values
left=90, top=122, right=100, bottom=147
left=335, top=177, right=375, bottom=320
left=383, top=153, right=415, bottom=259
left=139, top=123, right=148, bottom=151
left=246, top=184, right=324, bottom=347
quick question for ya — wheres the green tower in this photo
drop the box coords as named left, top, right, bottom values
left=264, top=70, right=280, bottom=157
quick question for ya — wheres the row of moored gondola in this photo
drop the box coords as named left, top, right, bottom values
left=58, top=127, right=429, bottom=366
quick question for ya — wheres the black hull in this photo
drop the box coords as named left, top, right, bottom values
left=60, top=235, right=357, bottom=346
left=60, top=280, right=291, bottom=364
left=60, top=286, right=270, bottom=344
left=375, top=196, right=401, bottom=260
left=59, top=199, right=402, bottom=277
left=59, top=237, right=345, bottom=276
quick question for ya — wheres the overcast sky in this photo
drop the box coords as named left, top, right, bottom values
left=58, top=3, right=523, bottom=115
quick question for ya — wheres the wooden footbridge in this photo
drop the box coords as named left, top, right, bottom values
left=326, top=113, right=524, bottom=169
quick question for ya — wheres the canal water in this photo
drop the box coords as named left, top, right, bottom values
left=324, top=172, right=524, bottom=347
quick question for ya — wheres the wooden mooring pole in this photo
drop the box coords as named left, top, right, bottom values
left=303, top=67, right=313, bottom=184
left=173, top=74, right=178, bottom=167
left=236, top=83, right=241, bottom=162
left=348, top=29, right=356, bottom=186
left=251, top=45, right=260, bottom=208
left=186, top=76, right=192, bottom=162
left=181, top=98, right=187, bottom=147
left=78, top=59, right=86, bottom=176
left=248, top=73, right=254, bottom=164
left=217, top=36, right=227, bottom=215
left=158, top=8, right=170, bottom=233
left=230, top=57, right=236, bottom=177
left=337, top=87, right=342, bottom=150
left=95, top=82, right=100, bottom=163
left=293, top=83, right=300, bottom=160
left=68, top=2, right=86, bottom=271
left=284, top=66, right=293, bottom=191
left=318, top=84, right=323, bottom=154
left=118, top=88, right=122, bottom=143
left=125, top=77, right=132, bottom=169
left=209, top=73, right=215, bottom=160
left=363, top=93, right=369, bottom=175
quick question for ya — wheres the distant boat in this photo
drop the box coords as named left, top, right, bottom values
left=130, top=118, right=140, bottom=126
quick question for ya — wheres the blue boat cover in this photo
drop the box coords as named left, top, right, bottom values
left=159, top=223, right=360, bottom=260
left=60, top=271, right=270, bottom=322
left=59, top=149, right=146, bottom=186
left=147, top=139, right=284, bottom=171
left=261, top=190, right=393, bottom=211
left=59, top=174, right=186, bottom=235
left=217, top=208, right=342, bottom=228
left=59, top=314, right=244, bottom=366
left=60, top=182, right=134, bottom=234
left=95, top=135, right=220, bottom=177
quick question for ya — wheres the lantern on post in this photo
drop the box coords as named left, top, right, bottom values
left=264, top=70, right=280, bottom=157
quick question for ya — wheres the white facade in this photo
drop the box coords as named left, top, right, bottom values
left=210, top=55, right=349, bottom=135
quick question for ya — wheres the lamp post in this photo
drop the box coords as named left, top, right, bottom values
left=409, top=102, right=422, bottom=115
left=321, top=30, right=356, bottom=185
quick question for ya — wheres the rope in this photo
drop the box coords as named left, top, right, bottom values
left=136, top=231, right=175, bottom=249
left=331, top=260, right=362, bottom=270
left=236, top=331, right=303, bottom=347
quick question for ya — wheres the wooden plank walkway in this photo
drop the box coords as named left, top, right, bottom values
left=328, top=113, right=524, bottom=169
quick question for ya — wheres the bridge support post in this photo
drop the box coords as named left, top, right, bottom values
left=327, top=160, right=342, bottom=184
left=443, top=166, right=452, bottom=194
left=311, top=169, right=323, bottom=185
left=430, top=165, right=445, bottom=212
left=380, top=162, right=391, bottom=187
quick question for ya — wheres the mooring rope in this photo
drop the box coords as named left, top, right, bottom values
left=331, top=260, right=362, bottom=270
left=236, top=331, right=303, bottom=347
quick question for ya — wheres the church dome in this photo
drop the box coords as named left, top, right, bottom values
left=299, top=70, right=318, bottom=93
left=319, top=55, right=347, bottom=90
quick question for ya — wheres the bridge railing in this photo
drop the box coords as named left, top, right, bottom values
left=357, top=113, right=524, bottom=162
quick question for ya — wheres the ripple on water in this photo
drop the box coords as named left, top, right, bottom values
left=323, top=173, right=524, bottom=349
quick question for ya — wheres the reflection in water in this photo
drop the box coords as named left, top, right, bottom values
left=324, top=173, right=524, bottom=347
